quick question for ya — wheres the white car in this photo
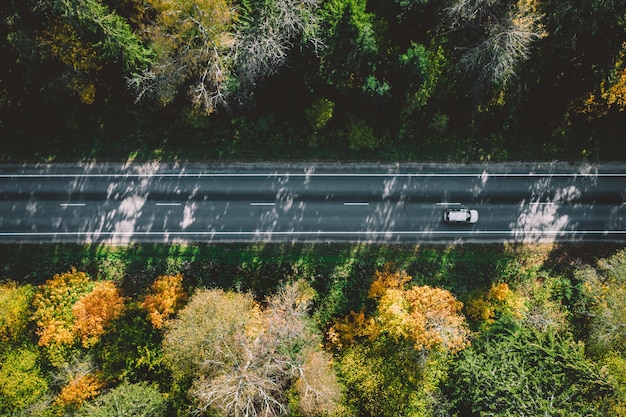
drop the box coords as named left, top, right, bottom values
left=442, top=208, right=478, bottom=224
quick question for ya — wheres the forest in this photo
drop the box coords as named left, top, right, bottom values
left=2, top=0, right=626, bottom=416
left=1, top=0, right=626, bottom=161
left=1, top=242, right=626, bottom=416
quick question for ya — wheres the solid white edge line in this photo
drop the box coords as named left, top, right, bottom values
left=1, top=230, right=625, bottom=236
left=156, top=203, right=182, bottom=206
left=59, top=203, right=86, bottom=207
left=250, top=202, right=275, bottom=206
left=3, top=173, right=626, bottom=178
left=436, top=202, right=462, bottom=206
left=344, top=202, right=369, bottom=206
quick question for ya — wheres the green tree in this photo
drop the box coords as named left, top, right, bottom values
left=305, top=97, right=335, bottom=131
left=319, top=0, right=379, bottom=94
left=601, top=352, right=626, bottom=415
left=447, top=325, right=614, bottom=416
left=98, top=301, right=166, bottom=383
left=398, top=41, right=448, bottom=113
left=79, top=381, right=167, bottom=417
left=39, top=0, right=153, bottom=74
left=339, top=337, right=451, bottom=417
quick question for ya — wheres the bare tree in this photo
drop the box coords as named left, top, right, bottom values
left=232, top=0, right=324, bottom=86
left=165, top=281, right=340, bottom=417
left=129, top=0, right=236, bottom=114
left=444, top=0, right=501, bottom=28
left=445, top=0, right=546, bottom=90
left=131, top=0, right=324, bottom=112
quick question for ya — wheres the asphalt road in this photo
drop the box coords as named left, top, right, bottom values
left=1, top=162, right=625, bottom=243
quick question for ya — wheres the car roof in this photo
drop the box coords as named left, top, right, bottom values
left=447, top=209, right=469, bottom=221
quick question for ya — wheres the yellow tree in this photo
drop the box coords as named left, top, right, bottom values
left=141, top=274, right=188, bottom=329
left=37, top=20, right=102, bottom=104
left=583, top=42, right=626, bottom=115
left=0, top=282, right=34, bottom=345
left=0, top=346, right=50, bottom=412
left=465, top=282, right=526, bottom=326
left=371, top=270, right=471, bottom=353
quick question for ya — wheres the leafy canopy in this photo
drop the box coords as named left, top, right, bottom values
left=448, top=325, right=614, bottom=416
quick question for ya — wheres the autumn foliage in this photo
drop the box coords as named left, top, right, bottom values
left=54, top=371, right=105, bottom=408
left=164, top=280, right=340, bottom=417
left=73, top=281, right=126, bottom=348
left=141, top=274, right=187, bottom=329
left=31, top=269, right=126, bottom=350
left=31, top=269, right=93, bottom=347
left=465, top=282, right=525, bottom=326
left=0, top=282, right=34, bottom=344
left=330, top=267, right=471, bottom=354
